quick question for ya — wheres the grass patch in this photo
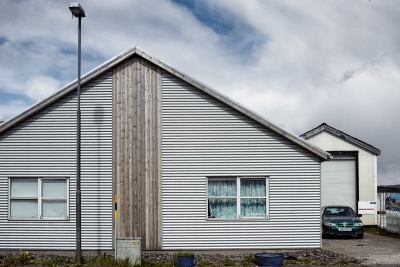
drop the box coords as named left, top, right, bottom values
left=142, top=260, right=172, bottom=267
left=365, top=226, right=400, bottom=239
left=240, top=255, right=255, bottom=266
left=197, top=260, right=212, bottom=266
left=173, top=251, right=194, bottom=257
left=0, top=251, right=138, bottom=267
left=84, top=255, right=139, bottom=267
left=220, top=258, right=234, bottom=266
left=39, top=255, right=73, bottom=267
left=1, top=250, right=37, bottom=267
left=283, top=258, right=313, bottom=266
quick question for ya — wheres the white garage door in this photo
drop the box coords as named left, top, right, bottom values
left=321, top=156, right=356, bottom=211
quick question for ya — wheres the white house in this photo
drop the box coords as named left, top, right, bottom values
left=301, top=123, right=380, bottom=225
left=0, top=46, right=331, bottom=252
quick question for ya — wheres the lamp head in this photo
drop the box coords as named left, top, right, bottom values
left=69, top=3, right=86, bottom=17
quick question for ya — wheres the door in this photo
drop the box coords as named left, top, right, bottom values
left=321, top=154, right=356, bottom=210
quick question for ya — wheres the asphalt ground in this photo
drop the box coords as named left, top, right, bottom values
left=321, top=232, right=400, bottom=266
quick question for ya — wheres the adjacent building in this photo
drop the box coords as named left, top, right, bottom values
left=301, top=123, right=380, bottom=225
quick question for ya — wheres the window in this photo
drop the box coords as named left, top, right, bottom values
left=207, top=177, right=269, bottom=219
left=324, top=207, right=356, bottom=216
left=9, top=177, right=69, bottom=220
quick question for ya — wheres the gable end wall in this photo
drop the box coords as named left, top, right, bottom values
left=161, top=71, right=322, bottom=249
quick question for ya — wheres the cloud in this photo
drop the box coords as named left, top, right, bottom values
left=0, top=100, right=30, bottom=123
left=0, top=0, right=400, bottom=185
left=25, top=76, right=60, bottom=102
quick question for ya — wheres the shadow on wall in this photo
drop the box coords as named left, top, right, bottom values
left=91, top=104, right=104, bottom=256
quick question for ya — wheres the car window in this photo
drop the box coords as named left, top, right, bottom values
left=324, top=207, right=356, bottom=216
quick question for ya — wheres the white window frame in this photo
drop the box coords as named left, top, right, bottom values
left=206, top=176, right=269, bottom=220
left=8, top=177, right=70, bottom=220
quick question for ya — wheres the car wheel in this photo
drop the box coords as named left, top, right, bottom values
left=322, top=234, right=328, bottom=239
left=356, top=233, right=364, bottom=239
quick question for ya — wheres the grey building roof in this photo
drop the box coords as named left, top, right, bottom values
left=0, top=46, right=331, bottom=160
left=300, top=123, right=380, bottom=156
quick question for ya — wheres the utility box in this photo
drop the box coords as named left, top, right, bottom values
left=115, top=238, right=141, bottom=265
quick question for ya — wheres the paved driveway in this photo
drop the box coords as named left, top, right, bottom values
left=322, top=232, right=400, bottom=265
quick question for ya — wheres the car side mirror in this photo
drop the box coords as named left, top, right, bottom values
left=357, top=214, right=362, bottom=217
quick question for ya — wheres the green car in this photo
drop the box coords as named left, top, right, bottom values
left=321, top=205, right=364, bottom=239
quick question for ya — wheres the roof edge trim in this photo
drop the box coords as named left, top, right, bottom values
left=300, top=123, right=380, bottom=156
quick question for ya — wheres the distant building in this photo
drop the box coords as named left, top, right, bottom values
left=301, top=123, right=380, bottom=226
left=377, top=185, right=400, bottom=228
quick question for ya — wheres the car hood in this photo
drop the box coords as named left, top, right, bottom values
left=323, top=216, right=362, bottom=223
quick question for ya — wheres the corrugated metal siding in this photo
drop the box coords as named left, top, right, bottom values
left=0, top=72, right=113, bottom=249
left=161, top=71, right=322, bottom=249
left=305, top=132, right=377, bottom=225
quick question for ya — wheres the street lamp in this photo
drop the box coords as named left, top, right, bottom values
left=69, top=3, right=85, bottom=264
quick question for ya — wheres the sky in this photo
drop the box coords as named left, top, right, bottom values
left=0, top=0, right=399, bottom=185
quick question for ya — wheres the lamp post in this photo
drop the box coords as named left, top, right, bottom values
left=69, top=3, right=85, bottom=264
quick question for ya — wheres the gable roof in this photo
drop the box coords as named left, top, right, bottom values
left=0, top=46, right=331, bottom=160
left=300, top=123, right=380, bottom=156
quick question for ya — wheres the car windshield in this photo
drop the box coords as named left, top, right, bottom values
left=324, top=207, right=356, bottom=216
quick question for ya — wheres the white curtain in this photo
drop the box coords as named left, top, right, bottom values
left=240, top=179, right=266, bottom=196
left=208, top=178, right=266, bottom=218
left=240, top=198, right=266, bottom=217
left=208, top=179, right=236, bottom=196
left=208, top=179, right=236, bottom=218
left=240, top=179, right=266, bottom=217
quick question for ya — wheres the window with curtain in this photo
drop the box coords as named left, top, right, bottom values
left=9, top=177, right=69, bottom=220
left=207, top=177, right=268, bottom=219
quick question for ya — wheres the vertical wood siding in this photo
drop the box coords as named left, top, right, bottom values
left=0, top=72, right=113, bottom=249
left=305, top=132, right=377, bottom=225
left=161, top=71, right=322, bottom=249
left=113, top=56, right=162, bottom=250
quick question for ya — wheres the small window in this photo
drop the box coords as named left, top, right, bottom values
left=207, top=177, right=269, bottom=219
left=9, top=177, right=69, bottom=220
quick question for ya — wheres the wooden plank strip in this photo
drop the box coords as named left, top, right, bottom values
left=132, top=57, right=139, bottom=238
left=113, top=56, right=162, bottom=249
left=127, top=58, right=134, bottom=238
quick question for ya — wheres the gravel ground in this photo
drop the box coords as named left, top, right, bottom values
left=0, top=248, right=384, bottom=266
left=143, top=249, right=363, bottom=266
